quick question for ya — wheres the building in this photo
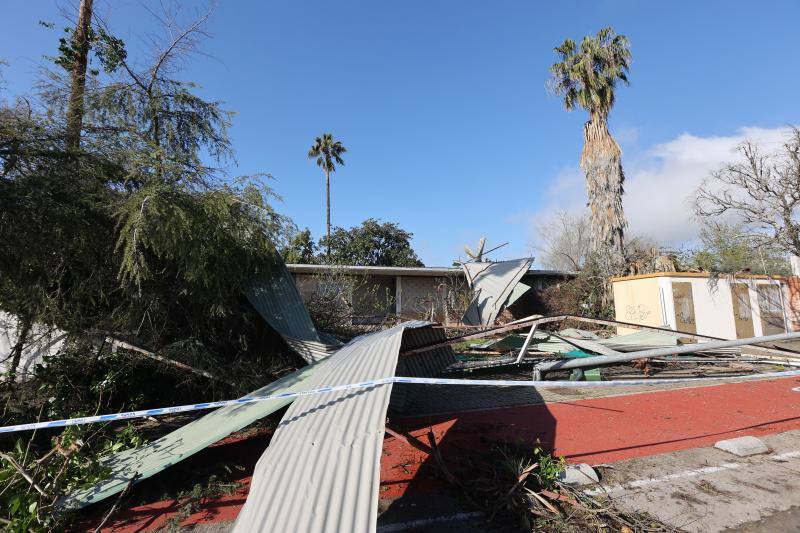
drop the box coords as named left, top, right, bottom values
left=611, top=272, right=794, bottom=339
left=286, top=264, right=571, bottom=325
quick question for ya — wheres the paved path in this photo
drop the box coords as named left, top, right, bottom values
left=592, top=430, right=800, bottom=531
left=97, top=375, right=800, bottom=531
left=383, top=375, right=800, bottom=498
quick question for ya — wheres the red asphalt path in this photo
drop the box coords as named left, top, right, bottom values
left=380, top=376, right=800, bottom=499
left=93, top=376, right=800, bottom=530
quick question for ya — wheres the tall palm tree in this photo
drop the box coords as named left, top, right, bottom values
left=307, top=133, right=347, bottom=257
left=550, top=27, right=631, bottom=272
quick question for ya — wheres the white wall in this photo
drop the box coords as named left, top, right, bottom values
left=0, top=312, right=65, bottom=380
left=660, top=277, right=787, bottom=340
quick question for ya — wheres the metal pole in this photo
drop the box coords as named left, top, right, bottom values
left=514, top=323, right=539, bottom=364
left=535, top=331, right=800, bottom=374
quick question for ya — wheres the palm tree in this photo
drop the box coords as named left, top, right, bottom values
left=549, top=27, right=631, bottom=272
left=308, top=133, right=347, bottom=257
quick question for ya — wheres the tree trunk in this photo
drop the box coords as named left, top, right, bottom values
left=65, top=0, right=94, bottom=152
left=325, top=169, right=331, bottom=258
left=581, top=115, right=627, bottom=273
left=7, top=317, right=32, bottom=382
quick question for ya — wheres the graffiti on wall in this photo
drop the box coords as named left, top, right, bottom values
left=624, top=304, right=652, bottom=322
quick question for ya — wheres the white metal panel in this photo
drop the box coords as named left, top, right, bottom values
left=462, top=259, right=533, bottom=325
left=232, top=321, right=439, bottom=533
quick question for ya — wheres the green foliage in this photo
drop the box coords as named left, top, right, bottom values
left=319, top=218, right=424, bottom=267
left=46, top=24, right=127, bottom=76
left=540, top=255, right=614, bottom=319
left=0, top=8, right=307, bottom=529
left=282, top=227, right=318, bottom=264
left=307, top=133, right=346, bottom=174
left=0, top=12, right=293, bottom=361
left=114, top=178, right=282, bottom=305
left=687, top=222, right=790, bottom=275
left=549, top=27, right=631, bottom=118
left=0, top=425, right=144, bottom=532
left=464, top=441, right=565, bottom=529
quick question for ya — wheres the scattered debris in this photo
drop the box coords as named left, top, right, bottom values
left=246, top=261, right=342, bottom=363
left=714, top=436, right=771, bottom=457
left=232, top=322, right=454, bottom=532
left=60, top=362, right=322, bottom=510
left=557, top=463, right=600, bottom=486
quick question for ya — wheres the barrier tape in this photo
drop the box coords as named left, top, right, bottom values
left=3, top=369, right=800, bottom=434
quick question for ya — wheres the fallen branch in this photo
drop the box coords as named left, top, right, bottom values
left=385, top=426, right=434, bottom=454
left=0, top=452, right=49, bottom=498
left=426, top=429, right=461, bottom=487
left=92, top=473, right=138, bottom=533
left=105, top=336, right=235, bottom=386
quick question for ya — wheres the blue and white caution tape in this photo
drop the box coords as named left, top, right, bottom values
left=3, top=369, right=800, bottom=434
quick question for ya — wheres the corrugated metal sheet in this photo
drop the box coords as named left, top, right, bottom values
left=392, top=324, right=456, bottom=411
left=60, top=362, right=323, bottom=510
left=535, top=329, right=679, bottom=354
left=505, top=281, right=532, bottom=308
left=462, top=259, right=533, bottom=326
left=232, top=321, right=442, bottom=533
left=246, top=261, right=341, bottom=362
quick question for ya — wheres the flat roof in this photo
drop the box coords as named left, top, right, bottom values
left=286, top=263, right=573, bottom=278
left=611, top=271, right=786, bottom=283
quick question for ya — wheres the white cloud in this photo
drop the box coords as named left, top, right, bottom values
left=528, top=125, right=795, bottom=252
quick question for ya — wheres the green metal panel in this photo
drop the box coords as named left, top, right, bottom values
left=246, top=262, right=340, bottom=363
left=60, top=361, right=323, bottom=510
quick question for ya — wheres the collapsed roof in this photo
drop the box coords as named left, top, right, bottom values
left=233, top=321, right=451, bottom=532
left=462, top=258, right=534, bottom=326
left=246, top=261, right=342, bottom=363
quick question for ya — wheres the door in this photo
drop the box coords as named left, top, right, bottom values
left=757, top=284, right=786, bottom=335
left=732, top=284, right=755, bottom=339
left=671, top=282, right=697, bottom=335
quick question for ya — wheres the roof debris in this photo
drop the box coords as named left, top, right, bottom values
left=232, top=321, right=452, bottom=532
left=246, top=261, right=342, bottom=363
left=462, top=259, right=533, bottom=326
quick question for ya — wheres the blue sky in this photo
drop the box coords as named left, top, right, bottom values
left=3, top=1, right=799, bottom=266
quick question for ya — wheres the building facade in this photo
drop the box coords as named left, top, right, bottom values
left=612, top=272, right=794, bottom=339
left=287, top=264, right=570, bottom=325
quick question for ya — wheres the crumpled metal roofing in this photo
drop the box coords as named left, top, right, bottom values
left=535, top=329, right=679, bottom=354
left=246, top=261, right=341, bottom=363
left=505, top=281, right=532, bottom=308
left=232, top=321, right=447, bottom=533
left=392, top=323, right=456, bottom=411
left=462, top=259, right=533, bottom=326
left=60, top=361, right=322, bottom=510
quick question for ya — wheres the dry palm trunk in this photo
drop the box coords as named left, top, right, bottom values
left=581, top=115, right=627, bottom=274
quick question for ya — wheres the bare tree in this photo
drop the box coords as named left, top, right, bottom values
left=695, top=128, right=800, bottom=273
left=534, top=210, right=590, bottom=271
